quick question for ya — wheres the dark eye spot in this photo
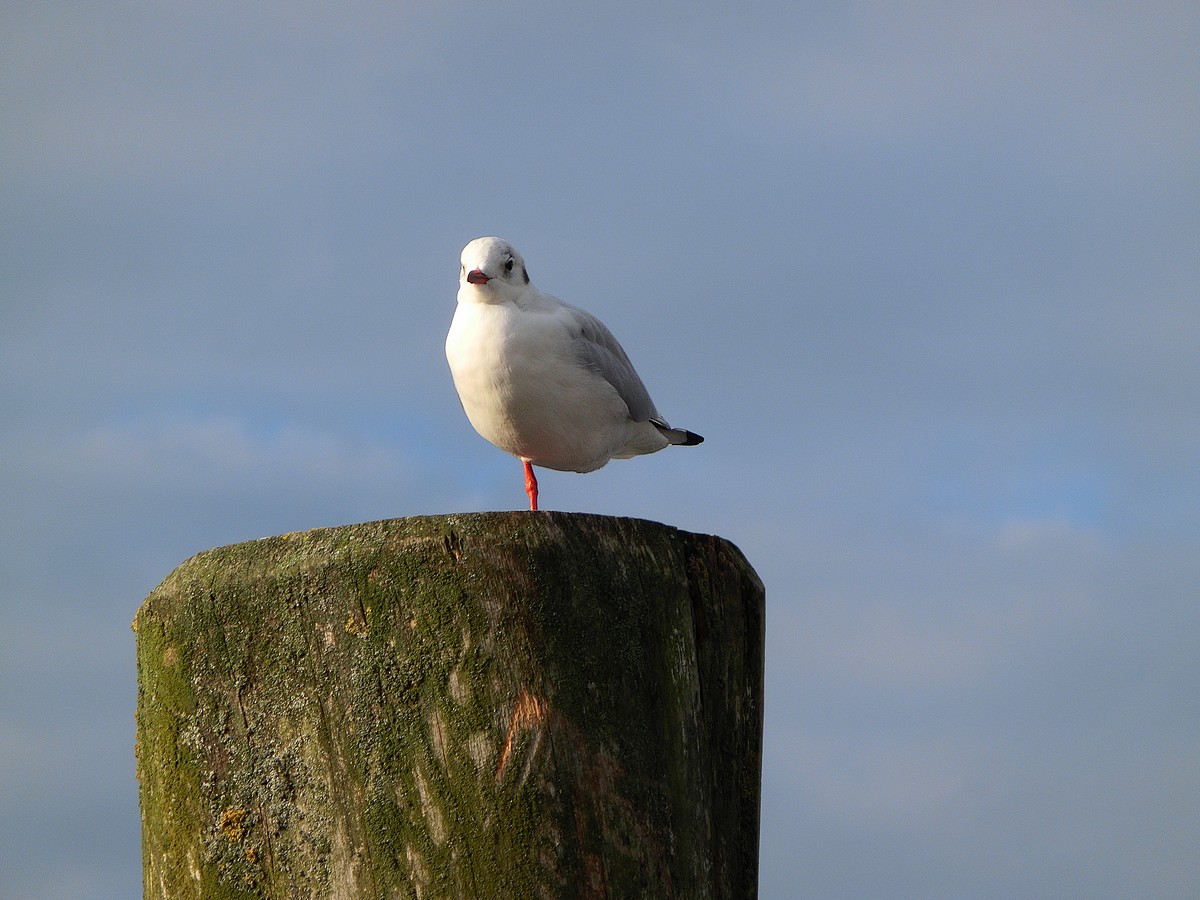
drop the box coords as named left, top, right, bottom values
left=505, top=258, right=514, bottom=273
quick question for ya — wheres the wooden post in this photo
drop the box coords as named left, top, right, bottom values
left=134, top=512, right=764, bottom=899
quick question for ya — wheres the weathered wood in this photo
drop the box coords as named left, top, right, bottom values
left=134, top=512, right=764, bottom=899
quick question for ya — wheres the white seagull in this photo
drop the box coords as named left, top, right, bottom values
left=446, top=236, right=703, bottom=510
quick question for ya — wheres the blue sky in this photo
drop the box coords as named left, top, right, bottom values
left=3, top=2, right=1198, bottom=896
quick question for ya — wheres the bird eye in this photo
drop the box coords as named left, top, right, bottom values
left=505, top=258, right=514, bottom=273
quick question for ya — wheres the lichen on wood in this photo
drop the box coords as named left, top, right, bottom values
left=135, top=512, right=765, bottom=899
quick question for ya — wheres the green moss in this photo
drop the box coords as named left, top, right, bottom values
left=136, top=513, right=764, bottom=899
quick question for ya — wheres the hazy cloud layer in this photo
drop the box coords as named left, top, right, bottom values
left=3, top=2, right=1197, bottom=896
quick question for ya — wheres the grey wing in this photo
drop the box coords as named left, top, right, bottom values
left=565, top=303, right=660, bottom=423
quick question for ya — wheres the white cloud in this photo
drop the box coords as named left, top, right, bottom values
left=993, top=516, right=1099, bottom=553
left=66, top=416, right=404, bottom=490
left=0, top=414, right=438, bottom=559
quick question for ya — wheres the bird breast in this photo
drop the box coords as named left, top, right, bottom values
left=446, top=301, right=632, bottom=472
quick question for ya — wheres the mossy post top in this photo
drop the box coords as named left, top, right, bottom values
left=136, top=512, right=764, bottom=899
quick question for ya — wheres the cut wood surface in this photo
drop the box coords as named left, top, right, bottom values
left=134, top=512, right=765, bottom=899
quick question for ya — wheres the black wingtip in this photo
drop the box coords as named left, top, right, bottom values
left=651, top=418, right=704, bottom=446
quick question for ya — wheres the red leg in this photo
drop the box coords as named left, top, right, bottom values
left=522, top=460, right=539, bottom=511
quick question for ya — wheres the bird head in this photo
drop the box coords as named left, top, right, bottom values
left=459, top=236, right=531, bottom=303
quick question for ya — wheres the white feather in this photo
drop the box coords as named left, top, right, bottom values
left=445, top=236, right=702, bottom=475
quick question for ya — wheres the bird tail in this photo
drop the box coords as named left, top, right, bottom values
left=651, top=418, right=704, bottom=446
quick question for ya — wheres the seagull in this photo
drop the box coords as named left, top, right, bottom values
left=446, top=236, right=703, bottom=510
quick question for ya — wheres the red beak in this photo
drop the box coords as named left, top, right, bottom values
left=466, top=269, right=489, bottom=284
